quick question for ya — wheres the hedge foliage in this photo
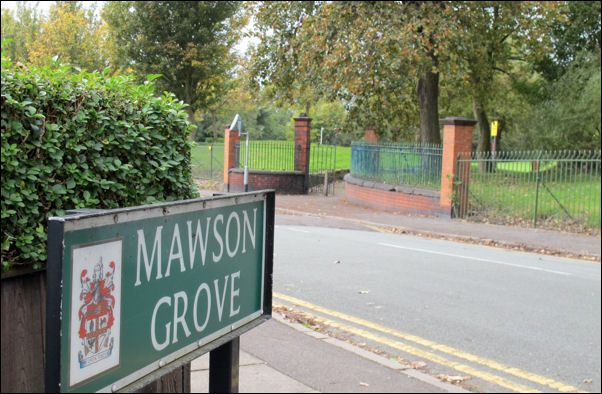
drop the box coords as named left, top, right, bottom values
left=1, top=55, right=199, bottom=272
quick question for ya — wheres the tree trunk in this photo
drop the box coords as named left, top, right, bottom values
left=473, top=96, right=491, bottom=172
left=211, top=109, right=218, bottom=141
left=416, top=71, right=441, bottom=145
left=184, top=106, right=196, bottom=141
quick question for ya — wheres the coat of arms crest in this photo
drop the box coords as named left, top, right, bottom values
left=77, top=257, right=116, bottom=368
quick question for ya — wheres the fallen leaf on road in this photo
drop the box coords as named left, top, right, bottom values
left=410, top=361, right=427, bottom=369
left=359, top=382, right=369, bottom=387
left=333, top=259, right=342, bottom=264
left=358, top=290, right=370, bottom=294
left=437, top=374, right=472, bottom=383
left=583, top=379, right=593, bottom=383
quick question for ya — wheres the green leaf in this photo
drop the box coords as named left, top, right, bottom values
left=51, top=184, right=67, bottom=194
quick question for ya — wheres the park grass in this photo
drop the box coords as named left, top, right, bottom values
left=190, top=142, right=224, bottom=179
left=466, top=170, right=601, bottom=231
left=190, top=141, right=351, bottom=179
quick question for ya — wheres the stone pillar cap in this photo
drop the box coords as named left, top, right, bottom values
left=440, top=117, right=477, bottom=126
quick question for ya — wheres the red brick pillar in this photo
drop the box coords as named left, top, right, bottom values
left=294, top=114, right=311, bottom=193
left=223, top=124, right=240, bottom=192
left=365, top=127, right=378, bottom=143
left=440, top=117, right=476, bottom=216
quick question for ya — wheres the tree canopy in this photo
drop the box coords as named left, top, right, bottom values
left=247, top=1, right=575, bottom=152
left=2, top=1, right=105, bottom=70
left=103, top=1, right=242, bottom=120
left=1, top=0, right=599, bottom=150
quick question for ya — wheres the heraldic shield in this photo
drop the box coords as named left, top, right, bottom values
left=69, top=239, right=121, bottom=387
left=78, top=258, right=116, bottom=366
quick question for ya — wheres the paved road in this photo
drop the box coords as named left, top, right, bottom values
left=273, top=225, right=601, bottom=393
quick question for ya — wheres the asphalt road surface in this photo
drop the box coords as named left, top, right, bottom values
left=272, top=225, right=601, bottom=393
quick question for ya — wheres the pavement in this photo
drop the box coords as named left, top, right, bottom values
left=190, top=182, right=600, bottom=393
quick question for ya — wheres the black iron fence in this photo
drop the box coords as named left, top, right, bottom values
left=455, top=150, right=601, bottom=234
left=234, top=140, right=295, bottom=171
left=191, top=142, right=224, bottom=181
left=233, top=140, right=341, bottom=194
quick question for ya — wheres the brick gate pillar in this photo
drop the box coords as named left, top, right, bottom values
left=364, top=127, right=378, bottom=143
left=223, top=124, right=240, bottom=192
left=440, top=117, right=476, bottom=216
left=294, top=114, right=311, bottom=193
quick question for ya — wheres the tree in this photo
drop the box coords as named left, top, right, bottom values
left=103, top=1, right=242, bottom=126
left=505, top=49, right=601, bottom=151
left=193, top=79, right=295, bottom=142
left=444, top=2, right=559, bottom=163
left=1, top=1, right=41, bottom=63
left=27, top=1, right=107, bottom=71
left=247, top=1, right=318, bottom=115
left=249, top=2, right=460, bottom=143
left=536, top=1, right=601, bottom=81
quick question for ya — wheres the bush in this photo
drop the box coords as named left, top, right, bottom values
left=1, top=56, right=199, bottom=272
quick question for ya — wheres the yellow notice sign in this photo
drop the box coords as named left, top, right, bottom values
left=491, top=121, right=499, bottom=137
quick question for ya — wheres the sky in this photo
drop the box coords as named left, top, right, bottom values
left=1, top=1, right=96, bottom=14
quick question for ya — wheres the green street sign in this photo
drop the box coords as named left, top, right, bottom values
left=45, top=191, right=274, bottom=392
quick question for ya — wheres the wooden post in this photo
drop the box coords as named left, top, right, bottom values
left=209, top=338, right=240, bottom=393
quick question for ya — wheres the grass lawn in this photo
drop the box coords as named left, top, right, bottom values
left=190, top=141, right=351, bottom=178
left=466, top=170, right=601, bottom=232
left=190, top=142, right=224, bottom=179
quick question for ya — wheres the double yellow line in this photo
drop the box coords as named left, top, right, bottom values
left=273, top=292, right=588, bottom=393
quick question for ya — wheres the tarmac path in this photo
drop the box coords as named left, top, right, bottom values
left=272, top=225, right=601, bottom=393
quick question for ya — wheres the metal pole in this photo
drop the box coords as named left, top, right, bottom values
left=244, top=132, right=249, bottom=192
left=332, top=132, right=338, bottom=196
left=533, top=151, right=542, bottom=228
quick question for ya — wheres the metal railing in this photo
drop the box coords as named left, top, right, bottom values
left=235, top=140, right=295, bottom=171
left=308, top=143, right=339, bottom=194
left=350, top=141, right=443, bottom=189
left=191, top=142, right=224, bottom=181
left=455, top=150, right=601, bottom=234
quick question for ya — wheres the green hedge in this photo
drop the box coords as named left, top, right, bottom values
left=1, top=57, right=199, bottom=272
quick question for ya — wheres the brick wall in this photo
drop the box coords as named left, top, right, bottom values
left=223, top=114, right=311, bottom=194
left=344, top=175, right=449, bottom=217
left=229, top=169, right=305, bottom=194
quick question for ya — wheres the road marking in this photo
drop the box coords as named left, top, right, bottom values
left=378, top=242, right=574, bottom=276
left=274, top=292, right=587, bottom=393
left=284, top=227, right=310, bottom=233
left=273, top=301, right=540, bottom=393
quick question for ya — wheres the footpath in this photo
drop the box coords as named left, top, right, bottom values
left=191, top=184, right=600, bottom=393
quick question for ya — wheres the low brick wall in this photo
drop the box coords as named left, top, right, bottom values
left=344, top=174, right=449, bottom=217
left=229, top=169, right=305, bottom=194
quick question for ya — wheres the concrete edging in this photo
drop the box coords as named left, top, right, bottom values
left=271, top=313, right=470, bottom=393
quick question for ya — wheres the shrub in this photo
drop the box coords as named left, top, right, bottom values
left=1, top=56, right=199, bottom=272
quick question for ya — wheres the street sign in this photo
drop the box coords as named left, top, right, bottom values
left=45, top=191, right=275, bottom=392
left=491, top=120, right=498, bottom=137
